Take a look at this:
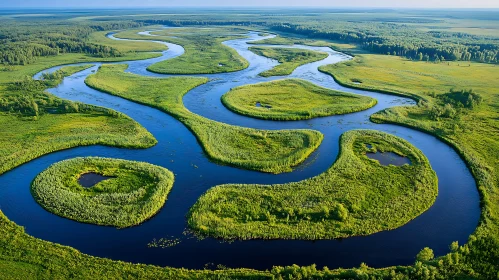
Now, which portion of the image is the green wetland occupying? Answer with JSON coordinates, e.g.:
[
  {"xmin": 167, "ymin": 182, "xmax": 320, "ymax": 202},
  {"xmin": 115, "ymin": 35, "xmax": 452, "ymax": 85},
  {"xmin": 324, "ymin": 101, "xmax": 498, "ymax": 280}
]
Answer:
[
  {"xmin": 189, "ymin": 130, "xmax": 438, "ymax": 240},
  {"xmin": 31, "ymin": 157, "xmax": 175, "ymax": 228},
  {"xmin": 248, "ymin": 46, "xmax": 328, "ymax": 77},
  {"xmin": 85, "ymin": 64, "xmax": 323, "ymax": 173},
  {"xmin": 0, "ymin": 27, "xmax": 479, "ymax": 274},
  {"xmin": 0, "ymin": 9, "xmax": 496, "ymax": 279},
  {"xmin": 222, "ymin": 78, "xmax": 376, "ymax": 120}
]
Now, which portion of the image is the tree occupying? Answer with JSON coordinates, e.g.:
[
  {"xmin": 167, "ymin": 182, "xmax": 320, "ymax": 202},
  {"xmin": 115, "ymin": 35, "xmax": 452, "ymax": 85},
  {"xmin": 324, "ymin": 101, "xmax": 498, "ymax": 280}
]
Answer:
[
  {"xmin": 416, "ymin": 247, "xmax": 434, "ymax": 262},
  {"xmin": 442, "ymin": 104, "xmax": 456, "ymax": 118},
  {"xmin": 333, "ymin": 203, "xmax": 348, "ymax": 221},
  {"xmin": 321, "ymin": 205, "xmax": 330, "ymax": 218}
]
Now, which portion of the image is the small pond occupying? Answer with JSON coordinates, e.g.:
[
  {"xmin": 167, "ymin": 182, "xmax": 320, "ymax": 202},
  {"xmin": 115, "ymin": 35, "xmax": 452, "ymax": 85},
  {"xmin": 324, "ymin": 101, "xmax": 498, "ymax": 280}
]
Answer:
[
  {"xmin": 256, "ymin": 102, "xmax": 272, "ymax": 108},
  {"xmin": 78, "ymin": 172, "xmax": 114, "ymax": 188},
  {"xmin": 366, "ymin": 152, "xmax": 411, "ymax": 166}
]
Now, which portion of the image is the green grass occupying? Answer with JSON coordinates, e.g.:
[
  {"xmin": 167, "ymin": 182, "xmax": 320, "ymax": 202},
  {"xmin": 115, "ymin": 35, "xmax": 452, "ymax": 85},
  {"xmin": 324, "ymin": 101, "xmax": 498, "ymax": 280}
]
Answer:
[
  {"xmin": 0, "ymin": 110, "xmax": 156, "ymax": 175},
  {"xmin": 319, "ymin": 54, "xmax": 499, "ymax": 101},
  {"xmin": 85, "ymin": 64, "xmax": 323, "ymax": 174},
  {"xmin": 0, "ymin": 52, "xmax": 161, "ymax": 86},
  {"xmin": 31, "ymin": 157, "xmax": 174, "ymax": 228},
  {"xmin": 0, "ymin": 217, "xmax": 270, "ymax": 279},
  {"xmin": 0, "ymin": 64, "xmax": 157, "ymax": 174},
  {"xmin": 222, "ymin": 79, "xmax": 376, "ymax": 120},
  {"xmin": 188, "ymin": 130, "xmax": 437, "ymax": 240},
  {"xmin": 248, "ymin": 47, "xmax": 328, "ymax": 77},
  {"xmin": 40, "ymin": 64, "xmax": 94, "ymax": 86},
  {"xmin": 114, "ymin": 27, "xmax": 250, "ymax": 74},
  {"xmin": 87, "ymin": 31, "xmax": 168, "ymax": 53},
  {"xmin": 0, "ymin": 35, "xmax": 269, "ymax": 279},
  {"xmin": 249, "ymin": 35, "xmax": 357, "ymax": 51},
  {"xmin": 319, "ymin": 53, "xmax": 499, "ymax": 278},
  {"xmin": 1, "ymin": 24, "xmax": 498, "ymax": 279}
]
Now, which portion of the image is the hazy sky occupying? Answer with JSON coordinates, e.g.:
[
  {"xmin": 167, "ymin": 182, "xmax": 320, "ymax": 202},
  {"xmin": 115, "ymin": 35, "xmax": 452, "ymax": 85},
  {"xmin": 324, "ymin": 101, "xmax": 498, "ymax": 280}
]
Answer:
[{"xmin": 1, "ymin": 0, "xmax": 498, "ymax": 9}]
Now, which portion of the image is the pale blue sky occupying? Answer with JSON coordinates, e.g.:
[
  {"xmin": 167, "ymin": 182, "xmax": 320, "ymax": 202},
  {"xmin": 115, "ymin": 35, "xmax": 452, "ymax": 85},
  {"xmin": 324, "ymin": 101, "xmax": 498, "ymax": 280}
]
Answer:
[{"xmin": 1, "ymin": 0, "xmax": 498, "ymax": 9}]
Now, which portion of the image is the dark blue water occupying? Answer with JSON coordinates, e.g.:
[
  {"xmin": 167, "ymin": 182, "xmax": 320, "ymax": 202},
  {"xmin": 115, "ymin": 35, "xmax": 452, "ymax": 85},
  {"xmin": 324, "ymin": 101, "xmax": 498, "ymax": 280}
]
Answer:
[
  {"xmin": 78, "ymin": 173, "xmax": 115, "ymax": 188},
  {"xmin": 0, "ymin": 29, "xmax": 480, "ymax": 270},
  {"xmin": 366, "ymin": 152, "xmax": 411, "ymax": 166}
]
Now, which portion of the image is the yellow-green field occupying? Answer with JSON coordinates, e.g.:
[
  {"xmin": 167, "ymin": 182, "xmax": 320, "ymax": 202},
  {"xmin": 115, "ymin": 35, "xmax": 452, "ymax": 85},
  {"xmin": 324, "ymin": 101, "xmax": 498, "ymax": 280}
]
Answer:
[
  {"xmin": 319, "ymin": 54, "xmax": 499, "ymax": 102},
  {"xmin": 222, "ymin": 79, "xmax": 376, "ymax": 120},
  {"xmin": 249, "ymin": 35, "xmax": 357, "ymax": 51},
  {"xmin": 87, "ymin": 31, "xmax": 167, "ymax": 53},
  {"xmin": 114, "ymin": 27, "xmax": 250, "ymax": 74},
  {"xmin": 320, "ymin": 52, "xmax": 499, "ymax": 278},
  {"xmin": 249, "ymin": 46, "xmax": 328, "ymax": 77}
]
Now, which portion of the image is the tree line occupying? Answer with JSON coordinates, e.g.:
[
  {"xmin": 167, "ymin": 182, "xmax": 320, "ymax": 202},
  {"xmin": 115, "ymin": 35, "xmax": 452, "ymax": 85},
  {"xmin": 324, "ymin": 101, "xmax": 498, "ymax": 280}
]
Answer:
[
  {"xmin": 137, "ymin": 17, "xmax": 499, "ymax": 64},
  {"xmin": 3, "ymin": 14, "xmax": 498, "ymax": 66},
  {"xmin": 269, "ymin": 23, "xmax": 499, "ymax": 63},
  {"xmin": 0, "ymin": 21, "xmax": 144, "ymax": 65}
]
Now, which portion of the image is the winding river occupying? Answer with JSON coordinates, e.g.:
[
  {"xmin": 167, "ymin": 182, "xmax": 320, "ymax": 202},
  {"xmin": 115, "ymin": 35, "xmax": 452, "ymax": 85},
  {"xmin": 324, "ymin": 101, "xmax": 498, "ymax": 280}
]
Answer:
[{"xmin": 0, "ymin": 29, "xmax": 480, "ymax": 270}]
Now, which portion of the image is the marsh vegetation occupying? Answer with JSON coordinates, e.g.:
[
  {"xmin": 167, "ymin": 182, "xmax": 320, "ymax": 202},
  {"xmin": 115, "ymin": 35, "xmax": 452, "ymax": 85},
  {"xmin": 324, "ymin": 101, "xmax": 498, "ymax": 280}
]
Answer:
[
  {"xmin": 85, "ymin": 64, "xmax": 323, "ymax": 173},
  {"xmin": 88, "ymin": 30, "xmax": 167, "ymax": 53},
  {"xmin": 222, "ymin": 79, "xmax": 376, "ymax": 120},
  {"xmin": 248, "ymin": 35, "xmax": 357, "ymax": 51},
  {"xmin": 0, "ymin": 64, "xmax": 156, "ymax": 175},
  {"xmin": 1, "ymin": 9, "xmax": 499, "ymax": 278},
  {"xmin": 114, "ymin": 27, "xmax": 250, "ymax": 74},
  {"xmin": 31, "ymin": 157, "xmax": 175, "ymax": 228},
  {"xmin": 188, "ymin": 130, "xmax": 438, "ymax": 240},
  {"xmin": 320, "ymin": 51, "xmax": 499, "ymax": 277},
  {"xmin": 248, "ymin": 46, "xmax": 328, "ymax": 77}
]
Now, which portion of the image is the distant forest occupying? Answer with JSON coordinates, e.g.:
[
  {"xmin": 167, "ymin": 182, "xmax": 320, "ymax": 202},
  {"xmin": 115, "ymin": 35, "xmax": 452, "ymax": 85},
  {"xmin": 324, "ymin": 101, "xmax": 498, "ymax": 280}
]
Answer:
[
  {"xmin": 1, "ymin": 10, "xmax": 499, "ymax": 65},
  {"xmin": 0, "ymin": 21, "xmax": 143, "ymax": 65},
  {"xmin": 144, "ymin": 18, "xmax": 499, "ymax": 64}
]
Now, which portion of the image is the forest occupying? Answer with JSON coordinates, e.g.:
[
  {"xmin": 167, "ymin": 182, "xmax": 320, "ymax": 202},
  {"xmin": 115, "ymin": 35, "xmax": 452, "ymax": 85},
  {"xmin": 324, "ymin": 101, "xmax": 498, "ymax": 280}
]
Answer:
[
  {"xmin": 0, "ymin": 20, "xmax": 144, "ymax": 65},
  {"xmin": 2, "ymin": 10, "xmax": 499, "ymax": 67},
  {"xmin": 139, "ymin": 12, "xmax": 499, "ymax": 63}
]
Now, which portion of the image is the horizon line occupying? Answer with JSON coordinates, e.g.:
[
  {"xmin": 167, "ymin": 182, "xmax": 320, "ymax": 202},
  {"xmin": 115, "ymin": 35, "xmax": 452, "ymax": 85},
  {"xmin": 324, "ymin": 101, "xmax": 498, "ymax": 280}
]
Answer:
[{"xmin": 2, "ymin": 6, "xmax": 499, "ymax": 10}]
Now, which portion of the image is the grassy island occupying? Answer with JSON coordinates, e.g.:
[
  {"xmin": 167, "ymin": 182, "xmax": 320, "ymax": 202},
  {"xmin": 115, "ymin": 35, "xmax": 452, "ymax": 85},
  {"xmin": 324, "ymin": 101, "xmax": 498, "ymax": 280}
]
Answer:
[
  {"xmin": 88, "ymin": 30, "xmax": 167, "ymax": 53},
  {"xmin": 222, "ymin": 79, "xmax": 376, "ymax": 120},
  {"xmin": 85, "ymin": 64, "xmax": 323, "ymax": 173},
  {"xmin": 249, "ymin": 35, "xmax": 357, "ymax": 50},
  {"xmin": 114, "ymin": 27, "xmax": 249, "ymax": 74},
  {"xmin": 248, "ymin": 46, "xmax": 328, "ymax": 77},
  {"xmin": 188, "ymin": 130, "xmax": 438, "ymax": 240},
  {"xmin": 31, "ymin": 157, "xmax": 175, "ymax": 228},
  {"xmin": 319, "ymin": 55, "xmax": 499, "ymax": 277}
]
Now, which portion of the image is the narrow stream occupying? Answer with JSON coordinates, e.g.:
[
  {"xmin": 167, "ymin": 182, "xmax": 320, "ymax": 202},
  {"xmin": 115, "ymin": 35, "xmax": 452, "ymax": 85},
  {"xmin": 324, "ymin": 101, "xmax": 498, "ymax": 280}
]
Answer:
[{"xmin": 0, "ymin": 29, "xmax": 480, "ymax": 270}]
